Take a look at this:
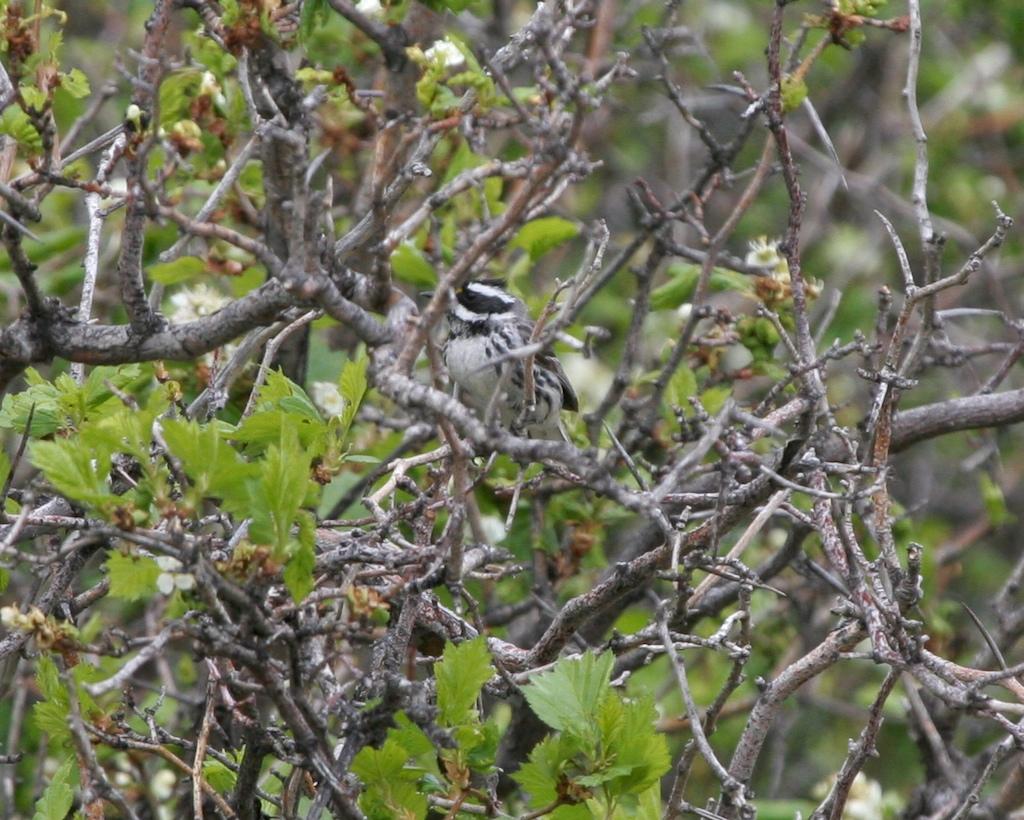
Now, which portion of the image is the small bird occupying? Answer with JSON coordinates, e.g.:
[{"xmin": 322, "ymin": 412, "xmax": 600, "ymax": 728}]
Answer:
[{"xmin": 443, "ymin": 280, "xmax": 578, "ymax": 440}]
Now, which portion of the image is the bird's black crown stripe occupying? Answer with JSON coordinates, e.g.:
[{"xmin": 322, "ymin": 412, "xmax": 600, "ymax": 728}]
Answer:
[{"xmin": 456, "ymin": 286, "xmax": 514, "ymax": 314}]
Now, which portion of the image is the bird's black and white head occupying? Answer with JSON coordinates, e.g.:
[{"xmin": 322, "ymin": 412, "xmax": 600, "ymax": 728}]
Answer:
[{"xmin": 447, "ymin": 280, "xmax": 526, "ymax": 335}]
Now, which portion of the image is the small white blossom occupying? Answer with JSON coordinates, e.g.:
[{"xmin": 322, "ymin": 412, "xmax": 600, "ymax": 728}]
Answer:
[
  {"xmin": 311, "ymin": 381, "xmax": 347, "ymax": 418},
  {"xmin": 0, "ymin": 605, "xmax": 19, "ymax": 628},
  {"xmin": 167, "ymin": 285, "xmax": 236, "ymax": 365},
  {"xmin": 174, "ymin": 574, "xmax": 196, "ymax": 592},
  {"xmin": 355, "ymin": 0, "xmax": 384, "ymax": 18},
  {"xmin": 479, "ymin": 515, "xmax": 507, "ymax": 544},
  {"xmin": 155, "ymin": 556, "xmax": 194, "ymax": 595},
  {"xmin": 155, "ymin": 556, "xmax": 184, "ymax": 573},
  {"xmin": 168, "ymin": 284, "xmax": 228, "ymax": 322},
  {"xmin": 425, "ymin": 37, "xmax": 466, "ymax": 69},
  {"xmin": 151, "ymin": 769, "xmax": 177, "ymax": 801},
  {"xmin": 199, "ymin": 71, "xmax": 227, "ymax": 109},
  {"xmin": 845, "ymin": 773, "xmax": 885, "ymax": 820},
  {"xmin": 745, "ymin": 236, "xmax": 789, "ymax": 281}
]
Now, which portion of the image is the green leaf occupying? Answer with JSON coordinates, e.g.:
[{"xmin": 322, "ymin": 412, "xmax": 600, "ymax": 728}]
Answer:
[
  {"xmin": 422, "ymin": 0, "xmax": 475, "ymax": 11},
  {"xmin": 522, "ymin": 651, "xmax": 612, "ymax": 741},
  {"xmin": 980, "ymin": 473, "xmax": 1015, "ymax": 526},
  {"xmin": 338, "ymin": 354, "xmax": 369, "ymax": 438},
  {"xmin": 30, "ymin": 438, "xmax": 118, "ymax": 511},
  {"xmin": 597, "ymin": 694, "xmax": 670, "ymax": 796},
  {"xmin": 352, "ymin": 736, "xmax": 409, "ymax": 783},
  {"xmin": 33, "ymin": 656, "xmax": 71, "ymax": 746},
  {"xmin": 159, "ymin": 70, "xmax": 202, "ymax": 127},
  {"xmin": 283, "ymin": 513, "xmax": 316, "ymax": 602},
  {"xmin": 37, "ymin": 653, "xmax": 63, "ymax": 702},
  {"xmin": 32, "ymin": 756, "xmax": 76, "ymax": 820},
  {"xmin": 667, "ymin": 366, "xmax": 697, "ymax": 407},
  {"xmin": 650, "ymin": 267, "xmax": 700, "ymax": 311},
  {"xmin": 233, "ymin": 409, "xmax": 327, "ymax": 454},
  {"xmin": 105, "ymin": 551, "xmax": 161, "ymax": 602},
  {"xmin": 59, "ymin": 68, "xmax": 91, "ymax": 98},
  {"xmin": 148, "ymin": 256, "xmax": 207, "ymax": 285},
  {"xmin": 0, "ymin": 375, "xmax": 62, "ymax": 436},
  {"xmin": 650, "ymin": 263, "xmax": 753, "ymax": 311},
  {"xmin": 161, "ymin": 418, "xmax": 254, "ymax": 511},
  {"xmin": 435, "ymin": 637, "xmax": 493, "ymax": 727},
  {"xmin": 781, "ymin": 75, "xmax": 808, "ymax": 113},
  {"xmin": 700, "ymin": 385, "xmax": 732, "ymax": 415},
  {"xmin": 511, "ymin": 216, "xmax": 579, "ymax": 261},
  {"xmin": 391, "ymin": 712, "xmax": 437, "ymax": 761},
  {"xmin": 390, "ymin": 242, "xmax": 436, "ymax": 288},
  {"xmin": 352, "ymin": 737, "xmax": 429, "ymax": 820},
  {"xmin": 203, "ymin": 758, "xmax": 237, "ymax": 793},
  {"xmin": 299, "ymin": 0, "xmax": 330, "ymax": 41},
  {"xmin": 0, "ymin": 106, "xmax": 42, "ymax": 152},
  {"xmin": 248, "ymin": 428, "xmax": 314, "ymax": 556},
  {"xmin": 20, "ymin": 85, "xmax": 46, "ymax": 109},
  {"xmin": 514, "ymin": 734, "xmax": 579, "ymax": 807}
]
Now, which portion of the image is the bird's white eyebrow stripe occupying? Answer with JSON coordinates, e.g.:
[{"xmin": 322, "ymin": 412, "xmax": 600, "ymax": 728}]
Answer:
[
  {"xmin": 452, "ymin": 303, "xmax": 484, "ymax": 323},
  {"xmin": 451, "ymin": 303, "xmax": 518, "ymax": 323},
  {"xmin": 466, "ymin": 283, "xmax": 515, "ymax": 303}
]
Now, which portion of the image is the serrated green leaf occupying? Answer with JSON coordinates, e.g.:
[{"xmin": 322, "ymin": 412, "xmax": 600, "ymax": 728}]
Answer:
[
  {"xmin": 278, "ymin": 392, "xmax": 323, "ymax": 422},
  {"xmin": 248, "ymin": 428, "xmax": 314, "ymax": 556},
  {"xmin": 598, "ymin": 694, "xmax": 670, "ymax": 796},
  {"xmin": 161, "ymin": 418, "xmax": 255, "ymax": 512},
  {"xmin": 352, "ymin": 737, "xmax": 409, "ymax": 784},
  {"xmin": 0, "ymin": 378, "xmax": 62, "ymax": 436},
  {"xmin": 283, "ymin": 513, "xmax": 316, "ymax": 602},
  {"xmin": 0, "ymin": 106, "xmax": 42, "ymax": 152},
  {"xmin": 391, "ymin": 712, "xmax": 436, "ymax": 761},
  {"xmin": 511, "ymin": 216, "xmax": 579, "ymax": 261},
  {"xmin": 514, "ymin": 734, "xmax": 577, "ymax": 807},
  {"xmin": 30, "ymin": 438, "xmax": 117, "ymax": 510},
  {"xmin": 104, "ymin": 551, "xmax": 161, "ymax": 602},
  {"xmin": 32, "ymin": 756, "xmax": 76, "ymax": 820},
  {"xmin": 522, "ymin": 651, "xmax": 612, "ymax": 741},
  {"xmin": 60, "ymin": 68, "xmax": 90, "ymax": 98},
  {"xmin": 352, "ymin": 737, "xmax": 428, "ymax": 820},
  {"xmin": 390, "ymin": 242, "xmax": 436, "ymax": 287},
  {"xmin": 233, "ymin": 409, "xmax": 327, "ymax": 454},
  {"xmin": 37, "ymin": 653, "xmax": 63, "ymax": 702},
  {"xmin": 159, "ymin": 70, "xmax": 202, "ymax": 127},
  {"xmin": 435, "ymin": 637, "xmax": 493, "ymax": 727},
  {"xmin": 149, "ymin": 256, "xmax": 206, "ymax": 285},
  {"xmin": 20, "ymin": 85, "xmax": 46, "ymax": 109},
  {"xmin": 33, "ymin": 656, "xmax": 71, "ymax": 746}
]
